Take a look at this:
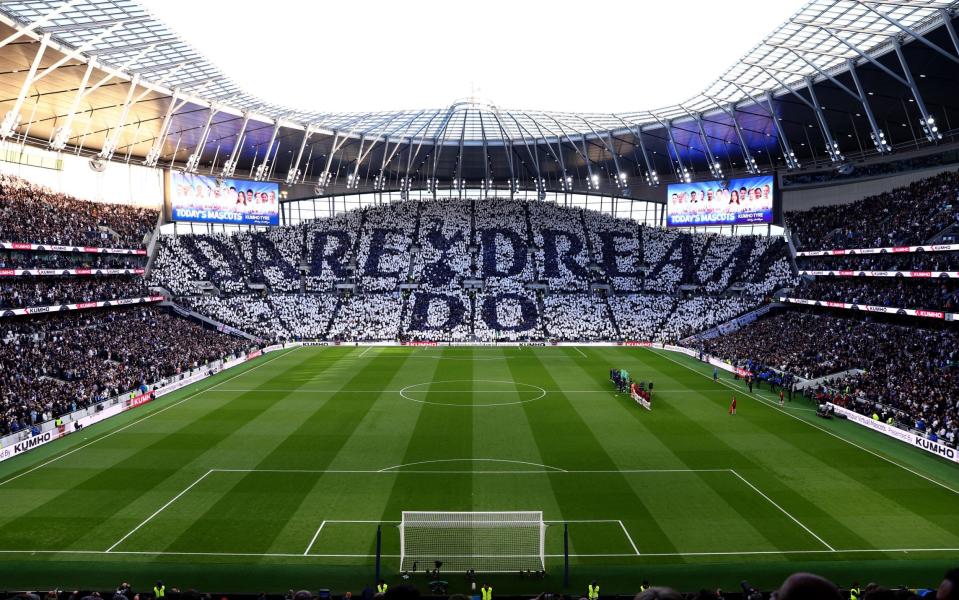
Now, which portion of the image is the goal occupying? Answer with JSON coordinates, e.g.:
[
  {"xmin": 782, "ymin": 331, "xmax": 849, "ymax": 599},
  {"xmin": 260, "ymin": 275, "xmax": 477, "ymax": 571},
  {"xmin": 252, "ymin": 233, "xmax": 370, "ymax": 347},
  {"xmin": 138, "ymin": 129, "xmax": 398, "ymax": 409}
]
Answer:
[{"xmin": 399, "ymin": 511, "xmax": 547, "ymax": 573}]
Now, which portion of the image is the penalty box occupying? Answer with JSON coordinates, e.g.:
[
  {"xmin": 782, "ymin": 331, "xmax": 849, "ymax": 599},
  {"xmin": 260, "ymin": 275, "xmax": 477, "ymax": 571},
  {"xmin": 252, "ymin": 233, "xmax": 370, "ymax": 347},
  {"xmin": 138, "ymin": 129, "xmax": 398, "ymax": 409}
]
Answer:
[{"xmin": 106, "ymin": 468, "xmax": 832, "ymax": 558}]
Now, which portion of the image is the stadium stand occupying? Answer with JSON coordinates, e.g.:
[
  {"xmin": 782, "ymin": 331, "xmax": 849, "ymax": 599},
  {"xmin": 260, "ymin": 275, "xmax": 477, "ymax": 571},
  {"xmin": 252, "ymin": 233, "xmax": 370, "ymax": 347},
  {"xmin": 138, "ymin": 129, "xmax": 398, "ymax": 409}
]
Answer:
[
  {"xmin": 151, "ymin": 198, "xmax": 795, "ymax": 343},
  {"xmin": 0, "ymin": 306, "xmax": 249, "ymax": 436},
  {"xmin": 0, "ymin": 276, "xmax": 149, "ymax": 309},
  {"xmin": 0, "ymin": 174, "xmax": 157, "ymax": 247},
  {"xmin": 791, "ymin": 278, "xmax": 959, "ymax": 311},
  {"xmin": 796, "ymin": 251, "xmax": 959, "ymax": 272},
  {"xmin": 704, "ymin": 309, "xmax": 958, "ymax": 447},
  {"xmin": 787, "ymin": 170, "xmax": 959, "ymax": 251}
]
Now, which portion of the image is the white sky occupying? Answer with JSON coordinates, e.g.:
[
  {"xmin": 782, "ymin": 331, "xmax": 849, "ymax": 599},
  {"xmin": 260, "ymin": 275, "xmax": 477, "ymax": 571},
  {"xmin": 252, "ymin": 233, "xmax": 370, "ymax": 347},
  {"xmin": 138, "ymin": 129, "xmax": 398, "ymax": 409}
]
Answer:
[{"xmin": 140, "ymin": 0, "xmax": 802, "ymax": 114}]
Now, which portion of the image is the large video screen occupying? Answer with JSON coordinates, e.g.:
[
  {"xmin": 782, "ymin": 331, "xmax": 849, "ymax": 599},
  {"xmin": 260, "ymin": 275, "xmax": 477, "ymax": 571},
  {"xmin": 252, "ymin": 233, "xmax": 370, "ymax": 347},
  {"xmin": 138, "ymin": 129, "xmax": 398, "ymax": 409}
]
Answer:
[
  {"xmin": 168, "ymin": 172, "xmax": 279, "ymax": 226},
  {"xmin": 666, "ymin": 175, "xmax": 775, "ymax": 227}
]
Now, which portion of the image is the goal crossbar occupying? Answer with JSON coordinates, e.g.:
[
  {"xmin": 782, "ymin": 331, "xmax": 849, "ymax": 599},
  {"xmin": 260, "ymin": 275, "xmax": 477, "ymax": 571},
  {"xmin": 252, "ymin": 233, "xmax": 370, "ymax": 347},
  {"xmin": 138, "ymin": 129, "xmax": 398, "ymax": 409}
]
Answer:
[{"xmin": 400, "ymin": 511, "xmax": 546, "ymax": 573}]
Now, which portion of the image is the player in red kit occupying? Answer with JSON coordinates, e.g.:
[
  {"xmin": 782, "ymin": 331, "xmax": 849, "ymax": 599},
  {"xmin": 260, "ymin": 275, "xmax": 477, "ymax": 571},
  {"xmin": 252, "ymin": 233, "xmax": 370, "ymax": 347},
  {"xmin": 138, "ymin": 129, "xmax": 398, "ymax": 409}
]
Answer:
[
  {"xmin": 779, "ymin": 389, "xmax": 785, "ymax": 407},
  {"xmin": 729, "ymin": 396, "xmax": 737, "ymax": 415}
]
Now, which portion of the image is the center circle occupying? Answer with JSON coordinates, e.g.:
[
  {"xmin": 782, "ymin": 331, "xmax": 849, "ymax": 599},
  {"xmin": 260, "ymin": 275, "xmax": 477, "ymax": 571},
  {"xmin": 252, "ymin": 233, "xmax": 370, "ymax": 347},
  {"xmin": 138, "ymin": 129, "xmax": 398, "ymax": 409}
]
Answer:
[{"xmin": 399, "ymin": 379, "xmax": 547, "ymax": 407}]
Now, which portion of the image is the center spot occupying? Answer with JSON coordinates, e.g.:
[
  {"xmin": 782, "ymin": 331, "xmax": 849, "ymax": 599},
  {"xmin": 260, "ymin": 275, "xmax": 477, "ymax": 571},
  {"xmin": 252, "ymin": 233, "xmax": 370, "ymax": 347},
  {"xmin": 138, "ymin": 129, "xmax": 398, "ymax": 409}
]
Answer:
[{"xmin": 399, "ymin": 379, "xmax": 547, "ymax": 407}]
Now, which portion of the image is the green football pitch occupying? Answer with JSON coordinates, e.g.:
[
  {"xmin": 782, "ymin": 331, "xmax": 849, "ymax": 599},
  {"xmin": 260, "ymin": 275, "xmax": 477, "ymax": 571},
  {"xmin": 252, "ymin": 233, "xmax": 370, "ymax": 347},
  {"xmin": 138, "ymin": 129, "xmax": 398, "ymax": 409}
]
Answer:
[{"xmin": 1, "ymin": 345, "xmax": 957, "ymax": 594}]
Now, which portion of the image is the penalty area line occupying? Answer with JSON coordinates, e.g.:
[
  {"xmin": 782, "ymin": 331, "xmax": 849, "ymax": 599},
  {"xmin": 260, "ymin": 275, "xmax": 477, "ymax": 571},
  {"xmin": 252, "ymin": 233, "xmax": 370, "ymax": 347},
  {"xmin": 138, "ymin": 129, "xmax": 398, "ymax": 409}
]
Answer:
[
  {"xmin": 618, "ymin": 520, "xmax": 641, "ymax": 556},
  {"xmin": 647, "ymin": 348, "xmax": 959, "ymax": 498},
  {"xmin": 303, "ymin": 521, "xmax": 327, "ymax": 556},
  {"xmin": 106, "ymin": 470, "xmax": 214, "ymax": 552},
  {"xmin": 728, "ymin": 469, "xmax": 834, "ymax": 552}
]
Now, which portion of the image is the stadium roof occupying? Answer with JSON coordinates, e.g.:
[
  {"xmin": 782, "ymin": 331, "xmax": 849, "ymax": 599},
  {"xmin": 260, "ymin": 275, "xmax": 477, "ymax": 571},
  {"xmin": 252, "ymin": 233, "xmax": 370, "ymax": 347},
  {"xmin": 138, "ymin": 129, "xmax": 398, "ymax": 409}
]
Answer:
[{"xmin": 0, "ymin": 0, "xmax": 958, "ymax": 199}]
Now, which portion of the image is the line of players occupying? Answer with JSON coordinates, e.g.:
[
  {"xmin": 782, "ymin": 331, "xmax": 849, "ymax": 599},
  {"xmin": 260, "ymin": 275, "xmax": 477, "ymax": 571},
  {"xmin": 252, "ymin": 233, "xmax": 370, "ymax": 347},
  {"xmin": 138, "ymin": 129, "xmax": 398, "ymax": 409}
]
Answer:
[{"xmin": 608, "ymin": 367, "xmax": 653, "ymax": 404}]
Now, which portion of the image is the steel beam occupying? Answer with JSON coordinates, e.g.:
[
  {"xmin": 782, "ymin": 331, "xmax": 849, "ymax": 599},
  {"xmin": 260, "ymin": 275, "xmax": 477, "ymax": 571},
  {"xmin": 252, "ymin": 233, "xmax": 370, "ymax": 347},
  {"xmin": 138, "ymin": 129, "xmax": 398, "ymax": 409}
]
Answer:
[
  {"xmin": 50, "ymin": 59, "xmax": 95, "ymax": 150},
  {"xmin": 98, "ymin": 73, "xmax": 141, "ymax": 160},
  {"xmin": 219, "ymin": 111, "xmax": 251, "ymax": 177},
  {"xmin": 0, "ymin": 33, "xmax": 49, "ymax": 139},
  {"xmin": 892, "ymin": 37, "xmax": 941, "ymax": 141},
  {"xmin": 253, "ymin": 120, "xmax": 283, "ymax": 181}
]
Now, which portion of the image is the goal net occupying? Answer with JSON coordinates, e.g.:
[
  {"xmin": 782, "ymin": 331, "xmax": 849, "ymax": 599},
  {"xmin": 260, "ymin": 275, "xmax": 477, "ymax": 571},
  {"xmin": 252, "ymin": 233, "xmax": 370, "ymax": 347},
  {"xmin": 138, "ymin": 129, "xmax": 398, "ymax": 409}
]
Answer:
[{"xmin": 399, "ymin": 511, "xmax": 546, "ymax": 573}]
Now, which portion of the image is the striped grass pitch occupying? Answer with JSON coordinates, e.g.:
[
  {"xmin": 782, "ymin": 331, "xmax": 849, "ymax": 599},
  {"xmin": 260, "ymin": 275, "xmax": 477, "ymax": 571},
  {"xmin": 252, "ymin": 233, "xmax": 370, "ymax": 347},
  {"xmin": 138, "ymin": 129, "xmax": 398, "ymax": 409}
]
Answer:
[{"xmin": 0, "ymin": 345, "xmax": 957, "ymax": 593}]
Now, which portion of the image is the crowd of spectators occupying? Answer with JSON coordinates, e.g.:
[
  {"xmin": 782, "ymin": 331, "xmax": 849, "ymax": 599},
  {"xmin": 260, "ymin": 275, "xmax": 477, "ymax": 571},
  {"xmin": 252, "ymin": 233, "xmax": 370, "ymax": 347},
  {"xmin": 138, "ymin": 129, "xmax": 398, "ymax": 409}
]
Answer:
[
  {"xmin": 0, "ymin": 250, "xmax": 145, "ymax": 270},
  {"xmin": 411, "ymin": 198, "xmax": 472, "ymax": 289},
  {"xmin": 583, "ymin": 210, "xmax": 642, "ymax": 291},
  {"xmin": 473, "ymin": 289, "xmax": 543, "ymax": 342},
  {"xmin": 149, "ymin": 197, "xmax": 795, "ymax": 342},
  {"xmin": 796, "ymin": 251, "xmax": 959, "ymax": 272},
  {"xmin": 356, "ymin": 201, "xmax": 417, "ymax": 292},
  {"xmin": 792, "ymin": 278, "xmax": 959, "ymax": 311},
  {"xmin": 150, "ymin": 234, "xmax": 249, "ymax": 295},
  {"xmin": 704, "ymin": 309, "xmax": 959, "ymax": 445},
  {"xmin": 475, "ymin": 197, "xmax": 537, "ymax": 289},
  {"xmin": 0, "ymin": 276, "xmax": 149, "ymax": 309},
  {"xmin": 329, "ymin": 292, "xmax": 403, "ymax": 341},
  {"xmin": 0, "ymin": 306, "xmax": 249, "ymax": 436},
  {"xmin": 608, "ymin": 294, "xmax": 674, "ymax": 342},
  {"xmin": 0, "ymin": 173, "xmax": 157, "ymax": 247},
  {"xmin": 788, "ymin": 170, "xmax": 959, "ymax": 250},
  {"xmin": 662, "ymin": 295, "xmax": 756, "ymax": 341},
  {"xmin": 542, "ymin": 293, "xmax": 615, "ymax": 340},
  {"xmin": 529, "ymin": 201, "xmax": 591, "ymax": 291},
  {"xmin": 404, "ymin": 289, "xmax": 472, "ymax": 340},
  {"xmin": 304, "ymin": 211, "xmax": 361, "ymax": 292},
  {"xmin": 9, "ymin": 568, "xmax": 959, "ymax": 600}
]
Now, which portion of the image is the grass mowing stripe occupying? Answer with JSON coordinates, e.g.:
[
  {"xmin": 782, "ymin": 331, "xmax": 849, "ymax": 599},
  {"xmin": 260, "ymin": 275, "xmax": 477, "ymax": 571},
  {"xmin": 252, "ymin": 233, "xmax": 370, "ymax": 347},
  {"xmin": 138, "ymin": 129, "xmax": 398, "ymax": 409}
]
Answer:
[
  {"xmin": 606, "ymin": 347, "xmax": 876, "ymax": 553},
  {"xmin": 728, "ymin": 469, "xmax": 834, "ymax": 551},
  {"xmin": 546, "ymin": 348, "xmax": 833, "ymax": 554},
  {"xmin": 106, "ymin": 469, "xmax": 214, "ymax": 552},
  {"xmin": 0, "ymin": 348, "xmax": 300, "ymax": 488},
  {"xmin": 0, "ymin": 349, "xmax": 316, "ymax": 551},
  {"xmin": 636, "ymin": 349, "xmax": 959, "ymax": 549},
  {"xmin": 513, "ymin": 348, "xmax": 680, "ymax": 557},
  {"xmin": 648, "ymin": 347, "xmax": 959, "ymax": 497},
  {"xmin": 373, "ymin": 347, "xmax": 474, "ymax": 560},
  {"xmin": 0, "ymin": 347, "xmax": 957, "ymax": 593},
  {"xmin": 151, "ymin": 347, "xmax": 417, "ymax": 555}
]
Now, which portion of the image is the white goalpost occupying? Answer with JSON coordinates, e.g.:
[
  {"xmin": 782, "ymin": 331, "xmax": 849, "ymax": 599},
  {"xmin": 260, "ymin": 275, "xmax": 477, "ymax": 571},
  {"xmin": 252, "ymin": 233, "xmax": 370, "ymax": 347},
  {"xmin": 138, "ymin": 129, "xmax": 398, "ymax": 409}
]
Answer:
[{"xmin": 399, "ymin": 511, "xmax": 547, "ymax": 573}]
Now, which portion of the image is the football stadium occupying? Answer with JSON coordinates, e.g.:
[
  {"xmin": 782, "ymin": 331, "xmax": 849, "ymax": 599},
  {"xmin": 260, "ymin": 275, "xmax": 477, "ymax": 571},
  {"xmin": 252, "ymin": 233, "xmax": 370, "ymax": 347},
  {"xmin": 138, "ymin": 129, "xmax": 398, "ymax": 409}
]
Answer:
[{"xmin": 0, "ymin": 0, "xmax": 958, "ymax": 598}]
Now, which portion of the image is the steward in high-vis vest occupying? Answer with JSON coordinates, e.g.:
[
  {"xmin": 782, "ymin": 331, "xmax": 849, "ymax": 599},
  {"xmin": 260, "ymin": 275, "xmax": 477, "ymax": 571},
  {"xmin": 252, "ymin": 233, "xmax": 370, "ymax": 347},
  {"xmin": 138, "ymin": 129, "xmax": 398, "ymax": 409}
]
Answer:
[
  {"xmin": 639, "ymin": 580, "xmax": 650, "ymax": 592},
  {"xmin": 481, "ymin": 584, "xmax": 492, "ymax": 600},
  {"xmin": 588, "ymin": 581, "xmax": 600, "ymax": 600},
  {"xmin": 153, "ymin": 582, "xmax": 165, "ymax": 599},
  {"xmin": 376, "ymin": 581, "xmax": 388, "ymax": 594},
  {"xmin": 849, "ymin": 582, "xmax": 860, "ymax": 600}
]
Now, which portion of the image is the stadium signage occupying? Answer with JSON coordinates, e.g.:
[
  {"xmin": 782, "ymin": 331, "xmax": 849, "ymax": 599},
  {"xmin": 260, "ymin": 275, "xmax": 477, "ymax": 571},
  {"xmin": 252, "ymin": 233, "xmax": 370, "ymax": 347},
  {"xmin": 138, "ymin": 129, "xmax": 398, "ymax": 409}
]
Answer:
[
  {"xmin": 127, "ymin": 391, "xmax": 154, "ymax": 409},
  {"xmin": 0, "ymin": 268, "xmax": 144, "ymax": 277},
  {"xmin": 13, "ymin": 430, "xmax": 56, "ymax": 453},
  {"xmin": 796, "ymin": 243, "xmax": 959, "ymax": 257},
  {"xmin": 0, "ymin": 295, "xmax": 163, "ymax": 318},
  {"xmin": 828, "ymin": 403, "xmax": 959, "ymax": 464},
  {"xmin": 798, "ymin": 270, "xmax": 958, "ymax": 278},
  {"xmin": 777, "ymin": 296, "xmax": 954, "ymax": 320},
  {"xmin": 0, "ymin": 241, "xmax": 146, "ymax": 255},
  {"xmin": 168, "ymin": 172, "xmax": 279, "ymax": 226},
  {"xmin": 666, "ymin": 175, "xmax": 776, "ymax": 228}
]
